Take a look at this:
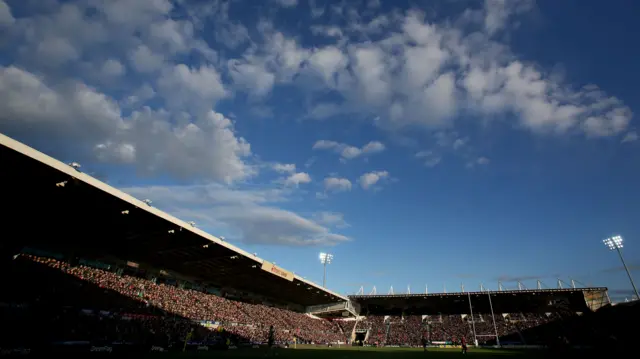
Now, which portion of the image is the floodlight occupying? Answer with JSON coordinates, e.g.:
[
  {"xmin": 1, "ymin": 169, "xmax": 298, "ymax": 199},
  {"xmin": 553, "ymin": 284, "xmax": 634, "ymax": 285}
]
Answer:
[
  {"xmin": 602, "ymin": 234, "xmax": 638, "ymax": 300},
  {"xmin": 603, "ymin": 235, "xmax": 623, "ymax": 250},
  {"xmin": 319, "ymin": 252, "xmax": 333, "ymax": 264},
  {"xmin": 319, "ymin": 252, "xmax": 334, "ymax": 288}
]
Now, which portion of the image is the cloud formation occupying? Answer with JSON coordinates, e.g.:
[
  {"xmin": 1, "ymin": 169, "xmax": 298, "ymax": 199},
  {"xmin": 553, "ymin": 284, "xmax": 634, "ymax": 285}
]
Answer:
[
  {"xmin": 312, "ymin": 211, "xmax": 349, "ymax": 228},
  {"xmin": 0, "ymin": 0, "xmax": 15, "ymax": 27},
  {"xmin": 123, "ymin": 183, "xmax": 349, "ymax": 246},
  {"xmin": 227, "ymin": 2, "xmax": 632, "ymax": 138},
  {"xmin": 0, "ymin": 0, "xmax": 632, "ymax": 184},
  {"xmin": 358, "ymin": 171, "xmax": 389, "ymax": 190},
  {"xmin": 313, "ymin": 140, "xmax": 386, "ymax": 161},
  {"xmin": 0, "ymin": 0, "xmax": 634, "ymax": 248},
  {"xmin": 324, "ymin": 177, "xmax": 352, "ymax": 192},
  {"xmin": 0, "ymin": 0, "xmax": 252, "ymax": 183},
  {"xmin": 282, "ymin": 172, "xmax": 312, "ymax": 187},
  {"xmin": 416, "ymin": 151, "xmax": 442, "ymax": 168}
]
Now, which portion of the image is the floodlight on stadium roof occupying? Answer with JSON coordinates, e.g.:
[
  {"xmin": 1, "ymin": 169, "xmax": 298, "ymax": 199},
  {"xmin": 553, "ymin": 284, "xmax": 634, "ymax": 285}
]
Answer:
[{"xmin": 603, "ymin": 235, "xmax": 623, "ymax": 250}]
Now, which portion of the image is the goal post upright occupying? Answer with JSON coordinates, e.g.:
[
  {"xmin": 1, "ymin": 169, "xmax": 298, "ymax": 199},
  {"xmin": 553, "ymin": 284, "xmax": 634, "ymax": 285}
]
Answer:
[
  {"xmin": 487, "ymin": 289, "xmax": 500, "ymax": 347},
  {"xmin": 467, "ymin": 292, "xmax": 477, "ymax": 346}
]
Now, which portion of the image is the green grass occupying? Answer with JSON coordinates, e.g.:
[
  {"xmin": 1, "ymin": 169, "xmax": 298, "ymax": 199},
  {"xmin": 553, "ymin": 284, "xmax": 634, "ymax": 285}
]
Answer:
[{"xmin": 144, "ymin": 346, "xmax": 548, "ymax": 358}]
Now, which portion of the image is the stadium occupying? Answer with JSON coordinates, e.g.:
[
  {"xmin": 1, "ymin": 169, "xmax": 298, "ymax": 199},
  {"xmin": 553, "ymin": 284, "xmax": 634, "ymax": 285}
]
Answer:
[{"xmin": 0, "ymin": 132, "xmax": 637, "ymax": 358}]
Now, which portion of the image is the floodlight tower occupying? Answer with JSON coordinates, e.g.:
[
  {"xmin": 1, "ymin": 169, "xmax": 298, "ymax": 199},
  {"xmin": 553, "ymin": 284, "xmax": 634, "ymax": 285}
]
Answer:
[
  {"xmin": 603, "ymin": 235, "xmax": 640, "ymax": 300},
  {"xmin": 319, "ymin": 252, "xmax": 333, "ymax": 288}
]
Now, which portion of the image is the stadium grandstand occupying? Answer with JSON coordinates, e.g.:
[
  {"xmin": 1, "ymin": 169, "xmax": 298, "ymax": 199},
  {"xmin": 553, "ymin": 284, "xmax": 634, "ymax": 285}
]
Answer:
[
  {"xmin": 346, "ymin": 288, "xmax": 610, "ymax": 346},
  {"xmin": 0, "ymin": 133, "xmax": 347, "ymax": 310},
  {"xmin": 1, "ymin": 132, "xmax": 638, "ymax": 355}
]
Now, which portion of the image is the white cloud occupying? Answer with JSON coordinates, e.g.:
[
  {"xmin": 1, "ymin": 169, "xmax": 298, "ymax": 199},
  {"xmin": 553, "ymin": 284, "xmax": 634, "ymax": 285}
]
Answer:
[
  {"xmin": 310, "ymin": 25, "xmax": 344, "ymax": 39},
  {"xmin": 122, "ymin": 183, "xmax": 349, "ymax": 246},
  {"xmin": 147, "ymin": 18, "xmax": 195, "ymax": 54},
  {"xmin": 0, "ymin": 66, "xmax": 252, "ymax": 183},
  {"xmin": 0, "ymin": 0, "xmax": 239, "ymax": 182},
  {"xmin": 306, "ymin": 103, "xmax": 343, "ymax": 120},
  {"xmin": 368, "ymin": 0, "xmax": 382, "ymax": 9},
  {"xmin": 240, "ymin": 5, "xmax": 631, "ymax": 139},
  {"xmin": 283, "ymin": 172, "xmax": 312, "ymax": 187},
  {"xmin": 416, "ymin": 151, "xmax": 442, "ymax": 167},
  {"xmin": 99, "ymin": 0, "xmax": 173, "ymax": 27},
  {"xmin": 324, "ymin": 177, "xmax": 352, "ymax": 192},
  {"xmin": 272, "ymin": 163, "xmax": 296, "ymax": 173},
  {"xmin": 157, "ymin": 64, "xmax": 227, "ymax": 110},
  {"xmin": 313, "ymin": 211, "xmax": 349, "ymax": 228},
  {"xmin": 309, "ymin": 0, "xmax": 325, "ymax": 18},
  {"xmin": 0, "ymin": 65, "xmax": 126, "ymax": 139},
  {"xmin": 477, "ymin": 157, "xmax": 490, "ymax": 165},
  {"xmin": 484, "ymin": 0, "xmax": 535, "ymax": 35},
  {"xmin": 95, "ymin": 142, "xmax": 136, "ymax": 163},
  {"xmin": 129, "ymin": 45, "xmax": 165, "ymax": 73},
  {"xmin": 308, "ymin": 46, "xmax": 349, "ymax": 86},
  {"xmin": 101, "ymin": 59, "xmax": 125, "ymax": 77},
  {"xmin": 0, "ymin": 0, "xmax": 15, "ymax": 27},
  {"xmin": 0, "ymin": 0, "xmax": 364, "ymax": 249},
  {"xmin": 467, "ymin": 156, "xmax": 491, "ymax": 168},
  {"xmin": 0, "ymin": 0, "xmax": 633, "ymax": 249},
  {"xmin": 124, "ymin": 84, "xmax": 156, "ymax": 107},
  {"xmin": 37, "ymin": 37, "xmax": 81, "ymax": 66},
  {"xmin": 313, "ymin": 140, "xmax": 386, "ymax": 160},
  {"xmin": 358, "ymin": 171, "xmax": 389, "ymax": 190},
  {"xmin": 215, "ymin": 20, "xmax": 250, "ymax": 49},
  {"xmin": 313, "ymin": 140, "xmax": 339, "ymax": 150},
  {"xmin": 275, "ymin": 0, "xmax": 298, "ymax": 7},
  {"xmin": 228, "ymin": 60, "xmax": 275, "ymax": 98},
  {"xmin": 453, "ymin": 138, "xmax": 467, "ymax": 150},
  {"xmin": 271, "ymin": 164, "xmax": 313, "ymax": 189}
]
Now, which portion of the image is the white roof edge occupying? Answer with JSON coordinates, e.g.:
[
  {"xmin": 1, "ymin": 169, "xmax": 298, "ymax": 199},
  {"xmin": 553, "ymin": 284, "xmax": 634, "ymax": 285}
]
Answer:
[
  {"xmin": 295, "ymin": 276, "xmax": 347, "ymax": 300},
  {"xmin": 0, "ymin": 133, "xmax": 347, "ymax": 302}
]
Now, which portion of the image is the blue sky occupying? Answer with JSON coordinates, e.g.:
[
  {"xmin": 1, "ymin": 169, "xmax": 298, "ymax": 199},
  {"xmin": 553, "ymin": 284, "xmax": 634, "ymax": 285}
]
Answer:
[{"xmin": 1, "ymin": 0, "xmax": 639, "ymax": 302}]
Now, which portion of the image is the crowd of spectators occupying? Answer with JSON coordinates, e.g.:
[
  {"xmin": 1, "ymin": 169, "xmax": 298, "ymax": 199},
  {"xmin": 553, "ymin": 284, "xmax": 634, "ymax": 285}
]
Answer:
[
  {"xmin": 386, "ymin": 316, "xmax": 423, "ymax": 345},
  {"xmin": 360, "ymin": 315, "xmax": 386, "ymax": 344},
  {"xmin": 359, "ymin": 313, "xmax": 557, "ymax": 346},
  {"xmin": 1, "ymin": 255, "xmax": 347, "ymax": 349},
  {"xmin": 1, "ymin": 254, "xmax": 586, "ymax": 351}
]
